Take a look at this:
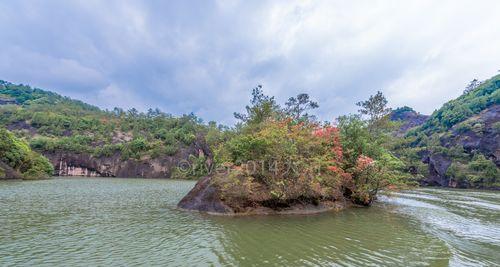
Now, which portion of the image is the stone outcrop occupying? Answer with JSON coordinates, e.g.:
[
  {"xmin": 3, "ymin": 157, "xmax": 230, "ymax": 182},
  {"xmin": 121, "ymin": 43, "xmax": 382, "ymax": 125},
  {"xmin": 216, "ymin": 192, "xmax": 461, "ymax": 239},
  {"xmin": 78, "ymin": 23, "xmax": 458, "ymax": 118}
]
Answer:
[
  {"xmin": 177, "ymin": 176, "xmax": 232, "ymax": 213},
  {"xmin": 421, "ymin": 153, "xmax": 453, "ymax": 187},
  {"xmin": 178, "ymin": 175, "xmax": 349, "ymax": 215},
  {"xmin": 419, "ymin": 105, "xmax": 499, "ymax": 188},
  {"xmin": 444, "ymin": 105, "xmax": 500, "ymax": 166},
  {"xmin": 42, "ymin": 138, "xmax": 211, "ymax": 178},
  {"xmin": 390, "ymin": 109, "xmax": 429, "ymax": 137}
]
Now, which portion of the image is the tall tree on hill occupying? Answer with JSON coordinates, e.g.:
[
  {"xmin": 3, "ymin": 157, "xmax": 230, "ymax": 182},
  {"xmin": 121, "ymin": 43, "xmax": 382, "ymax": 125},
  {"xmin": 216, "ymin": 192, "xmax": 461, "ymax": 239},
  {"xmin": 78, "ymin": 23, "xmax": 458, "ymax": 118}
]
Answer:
[
  {"xmin": 356, "ymin": 91, "xmax": 391, "ymax": 134},
  {"xmin": 284, "ymin": 93, "xmax": 319, "ymax": 123},
  {"xmin": 234, "ymin": 85, "xmax": 280, "ymax": 125},
  {"xmin": 463, "ymin": 79, "xmax": 483, "ymax": 95}
]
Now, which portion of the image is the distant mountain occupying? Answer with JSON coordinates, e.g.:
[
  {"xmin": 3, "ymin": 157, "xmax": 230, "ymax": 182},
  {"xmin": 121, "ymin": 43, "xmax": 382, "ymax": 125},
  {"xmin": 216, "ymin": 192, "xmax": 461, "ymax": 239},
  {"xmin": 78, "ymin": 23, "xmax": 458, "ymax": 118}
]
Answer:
[
  {"xmin": 390, "ymin": 74, "xmax": 499, "ymax": 189},
  {"xmin": 389, "ymin": 106, "xmax": 429, "ymax": 137},
  {"xmin": 0, "ymin": 80, "xmax": 211, "ymax": 178}
]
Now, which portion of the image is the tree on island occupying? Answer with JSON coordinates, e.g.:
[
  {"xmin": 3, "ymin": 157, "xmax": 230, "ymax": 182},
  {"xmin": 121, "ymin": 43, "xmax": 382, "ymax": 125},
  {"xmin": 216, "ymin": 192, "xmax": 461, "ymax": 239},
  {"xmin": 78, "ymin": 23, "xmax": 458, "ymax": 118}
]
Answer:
[
  {"xmin": 356, "ymin": 91, "xmax": 392, "ymax": 134},
  {"xmin": 180, "ymin": 86, "xmax": 409, "ymax": 213}
]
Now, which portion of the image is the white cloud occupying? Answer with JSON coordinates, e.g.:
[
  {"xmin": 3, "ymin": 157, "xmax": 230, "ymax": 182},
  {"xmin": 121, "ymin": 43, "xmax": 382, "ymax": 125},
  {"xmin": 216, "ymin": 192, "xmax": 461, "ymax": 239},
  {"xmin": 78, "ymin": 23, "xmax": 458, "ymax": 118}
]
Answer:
[
  {"xmin": 1, "ymin": 0, "xmax": 499, "ymax": 123},
  {"xmin": 96, "ymin": 84, "xmax": 146, "ymax": 111}
]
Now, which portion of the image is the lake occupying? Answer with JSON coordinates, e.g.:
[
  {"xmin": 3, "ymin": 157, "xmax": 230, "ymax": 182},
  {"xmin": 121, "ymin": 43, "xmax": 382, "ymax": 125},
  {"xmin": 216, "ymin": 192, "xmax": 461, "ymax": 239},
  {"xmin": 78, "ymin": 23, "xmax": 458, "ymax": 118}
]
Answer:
[{"xmin": 1, "ymin": 178, "xmax": 499, "ymax": 266}]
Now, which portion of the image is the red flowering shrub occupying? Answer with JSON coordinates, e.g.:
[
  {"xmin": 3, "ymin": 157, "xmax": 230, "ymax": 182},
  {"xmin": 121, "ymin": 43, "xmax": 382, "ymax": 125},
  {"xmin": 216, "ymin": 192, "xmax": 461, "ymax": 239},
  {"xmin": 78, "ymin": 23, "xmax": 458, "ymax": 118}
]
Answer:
[{"xmin": 210, "ymin": 91, "xmax": 408, "ymax": 209}]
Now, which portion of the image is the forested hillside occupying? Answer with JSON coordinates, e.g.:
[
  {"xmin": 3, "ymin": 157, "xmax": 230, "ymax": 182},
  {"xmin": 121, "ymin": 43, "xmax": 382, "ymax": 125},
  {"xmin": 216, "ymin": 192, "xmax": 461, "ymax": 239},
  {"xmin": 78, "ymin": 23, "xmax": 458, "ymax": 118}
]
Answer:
[
  {"xmin": 390, "ymin": 74, "xmax": 500, "ymax": 188},
  {"xmin": 0, "ymin": 80, "xmax": 212, "ymax": 178},
  {"xmin": 1, "ymin": 76, "xmax": 498, "ymax": 187}
]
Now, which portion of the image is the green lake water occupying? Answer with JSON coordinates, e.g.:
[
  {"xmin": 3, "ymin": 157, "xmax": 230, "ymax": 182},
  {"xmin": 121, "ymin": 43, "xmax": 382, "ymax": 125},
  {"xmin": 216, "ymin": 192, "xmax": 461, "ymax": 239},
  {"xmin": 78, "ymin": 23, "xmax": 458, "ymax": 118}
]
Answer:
[{"xmin": 0, "ymin": 178, "xmax": 499, "ymax": 266}]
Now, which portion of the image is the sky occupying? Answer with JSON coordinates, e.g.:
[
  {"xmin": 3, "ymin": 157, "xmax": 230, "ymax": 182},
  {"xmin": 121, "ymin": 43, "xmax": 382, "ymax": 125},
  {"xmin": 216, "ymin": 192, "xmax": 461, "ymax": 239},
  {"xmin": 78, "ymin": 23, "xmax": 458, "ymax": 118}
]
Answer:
[{"xmin": 1, "ymin": 0, "xmax": 499, "ymax": 124}]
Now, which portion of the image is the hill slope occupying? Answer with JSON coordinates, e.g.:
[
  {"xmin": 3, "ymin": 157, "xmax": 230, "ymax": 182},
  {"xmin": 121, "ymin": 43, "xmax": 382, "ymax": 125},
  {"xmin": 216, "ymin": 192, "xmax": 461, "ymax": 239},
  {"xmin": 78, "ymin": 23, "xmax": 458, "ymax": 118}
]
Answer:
[
  {"xmin": 391, "ymin": 74, "xmax": 500, "ymax": 188},
  {"xmin": 0, "ymin": 80, "xmax": 211, "ymax": 178}
]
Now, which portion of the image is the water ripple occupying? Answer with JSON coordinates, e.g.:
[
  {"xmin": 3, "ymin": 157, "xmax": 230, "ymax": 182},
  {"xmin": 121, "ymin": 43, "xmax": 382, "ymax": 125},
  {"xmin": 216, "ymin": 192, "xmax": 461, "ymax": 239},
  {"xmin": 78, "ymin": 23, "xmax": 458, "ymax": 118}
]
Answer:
[{"xmin": 1, "ymin": 179, "xmax": 498, "ymax": 266}]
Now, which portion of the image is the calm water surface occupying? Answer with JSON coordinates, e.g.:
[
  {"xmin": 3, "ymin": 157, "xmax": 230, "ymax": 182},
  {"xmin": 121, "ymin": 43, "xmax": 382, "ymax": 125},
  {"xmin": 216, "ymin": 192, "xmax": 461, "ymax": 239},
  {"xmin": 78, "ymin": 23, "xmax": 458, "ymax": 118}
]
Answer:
[{"xmin": 0, "ymin": 178, "xmax": 499, "ymax": 266}]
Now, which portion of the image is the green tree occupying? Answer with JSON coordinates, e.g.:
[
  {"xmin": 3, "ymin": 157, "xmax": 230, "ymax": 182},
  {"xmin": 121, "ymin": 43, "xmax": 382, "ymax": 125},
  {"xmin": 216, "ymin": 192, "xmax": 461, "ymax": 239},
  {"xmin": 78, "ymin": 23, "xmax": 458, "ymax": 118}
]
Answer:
[
  {"xmin": 234, "ymin": 85, "xmax": 280, "ymax": 125},
  {"xmin": 284, "ymin": 93, "xmax": 319, "ymax": 122},
  {"xmin": 356, "ymin": 91, "xmax": 392, "ymax": 133}
]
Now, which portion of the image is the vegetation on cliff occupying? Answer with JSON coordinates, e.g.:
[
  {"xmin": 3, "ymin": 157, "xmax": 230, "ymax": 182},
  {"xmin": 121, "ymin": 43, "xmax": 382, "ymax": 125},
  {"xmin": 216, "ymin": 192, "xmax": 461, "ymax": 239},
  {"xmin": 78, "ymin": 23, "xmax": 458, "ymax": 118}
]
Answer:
[
  {"xmin": 389, "ymin": 74, "xmax": 499, "ymax": 188},
  {"xmin": 0, "ymin": 80, "xmax": 209, "ymax": 177},
  {"xmin": 420, "ymin": 75, "xmax": 499, "ymax": 132},
  {"xmin": 0, "ymin": 127, "xmax": 53, "ymax": 179}
]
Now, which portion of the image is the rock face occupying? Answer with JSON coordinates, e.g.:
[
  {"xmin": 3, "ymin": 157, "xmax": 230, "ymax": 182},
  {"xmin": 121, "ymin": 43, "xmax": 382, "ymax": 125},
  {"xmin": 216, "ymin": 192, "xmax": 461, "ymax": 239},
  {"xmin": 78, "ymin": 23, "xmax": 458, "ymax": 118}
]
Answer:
[
  {"xmin": 421, "ymin": 153, "xmax": 453, "ymax": 187},
  {"xmin": 4, "ymin": 116, "xmax": 211, "ymax": 178},
  {"xmin": 177, "ymin": 176, "xmax": 232, "ymax": 213},
  {"xmin": 444, "ymin": 105, "xmax": 500, "ymax": 166},
  {"xmin": 0, "ymin": 161, "xmax": 23, "ymax": 179},
  {"xmin": 420, "ymin": 105, "xmax": 499, "ymax": 188},
  {"xmin": 391, "ymin": 105, "xmax": 499, "ymax": 189},
  {"xmin": 0, "ymin": 95, "xmax": 17, "ymax": 105},
  {"xmin": 390, "ymin": 109, "xmax": 429, "ymax": 137},
  {"xmin": 178, "ymin": 176, "xmax": 349, "ymax": 215},
  {"xmin": 42, "ymin": 140, "xmax": 210, "ymax": 178}
]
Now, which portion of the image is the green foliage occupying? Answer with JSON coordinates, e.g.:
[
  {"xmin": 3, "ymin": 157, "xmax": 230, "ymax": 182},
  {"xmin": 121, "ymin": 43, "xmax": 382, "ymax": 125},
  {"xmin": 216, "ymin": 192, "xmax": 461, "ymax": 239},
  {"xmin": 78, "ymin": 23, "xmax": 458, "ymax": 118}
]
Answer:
[
  {"xmin": 356, "ymin": 91, "xmax": 392, "ymax": 133},
  {"xmin": 446, "ymin": 155, "xmax": 498, "ymax": 186},
  {"xmin": 492, "ymin": 121, "xmax": 500, "ymax": 131},
  {"xmin": 0, "ymin": 128, "xmax": 53, "ymax": 179},
  {"xmin": 210, "ymin": 88, "xmax": 408, "ymax": 208},
  {"xmin": 421, "ymin": 74, "xmax": 500, "ymax": 132},
  {"xmin": 337, "ymin": 115, "xmax": 377, "ymax": 166},
  {"xmin": 122, "ymin": 137, "xmax": 150, "ymax": 160},
  {"xmin": 22, "ymin": 153, "xmax": 54, "ymax": 180},
  {"xmin": 393, "ymin": 106, "xmax": 414, "ymax": 114},
  {"xmin": 468, "ymin": 154, "xmax": 498, "ymax": 183},
  {"xmin": 0, "ymin": 81, "xmax": 206, "ymax": 161},
  {"xmin": 0, "ymin": 128, "xmax": 30, "ymax": 169},
  {"xmin": 233, "ymin": 85, "xmax": 280, "ymax": 125}
]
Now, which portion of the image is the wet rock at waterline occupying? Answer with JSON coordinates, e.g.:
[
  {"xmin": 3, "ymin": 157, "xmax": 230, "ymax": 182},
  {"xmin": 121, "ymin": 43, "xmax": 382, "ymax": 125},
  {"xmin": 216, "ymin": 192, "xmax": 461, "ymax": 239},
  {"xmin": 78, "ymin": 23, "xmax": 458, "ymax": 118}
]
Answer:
[{"xmin": 177, "ymin": 175, "xmax": 350, "ymax": 215}]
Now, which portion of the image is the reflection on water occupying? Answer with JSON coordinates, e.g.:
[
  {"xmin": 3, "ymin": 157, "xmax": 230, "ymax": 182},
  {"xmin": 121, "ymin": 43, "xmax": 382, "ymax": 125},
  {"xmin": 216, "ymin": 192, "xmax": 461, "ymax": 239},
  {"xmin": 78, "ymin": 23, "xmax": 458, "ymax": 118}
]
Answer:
[{"xmin": 0, "ymin": 178, "xmax": 498, "ymax": 266}]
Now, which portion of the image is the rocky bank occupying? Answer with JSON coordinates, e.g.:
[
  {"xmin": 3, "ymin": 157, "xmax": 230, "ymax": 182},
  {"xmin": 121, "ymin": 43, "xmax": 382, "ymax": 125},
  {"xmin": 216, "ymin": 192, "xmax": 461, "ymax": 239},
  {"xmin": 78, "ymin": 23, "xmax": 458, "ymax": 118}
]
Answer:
[
  {"xmin": 178, "ymin": 175, "xmax": 352, "ymax": 215},
  {"xmin": 42, "ymin": 140, "xmax": 211, "ymax": 178},
  {"xmin": 392, "ymin": 105, "xmax": 499, "ymax": 189}
]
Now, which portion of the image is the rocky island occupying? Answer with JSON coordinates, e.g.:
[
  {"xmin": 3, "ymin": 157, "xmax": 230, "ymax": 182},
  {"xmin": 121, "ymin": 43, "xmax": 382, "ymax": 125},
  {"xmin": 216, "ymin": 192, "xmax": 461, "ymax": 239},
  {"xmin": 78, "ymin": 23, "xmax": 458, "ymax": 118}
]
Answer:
[{"xmin": 177, "ymin": 88, "xmax": 407, "ymax": 214}]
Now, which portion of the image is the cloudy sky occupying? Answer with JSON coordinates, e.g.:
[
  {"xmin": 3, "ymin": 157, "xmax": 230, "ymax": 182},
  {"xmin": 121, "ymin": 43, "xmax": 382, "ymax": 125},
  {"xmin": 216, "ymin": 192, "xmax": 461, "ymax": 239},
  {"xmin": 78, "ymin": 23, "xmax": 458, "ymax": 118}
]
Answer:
[{"xmin": 1, "ymin": 0, "xmax": 499, "ymax": 124}]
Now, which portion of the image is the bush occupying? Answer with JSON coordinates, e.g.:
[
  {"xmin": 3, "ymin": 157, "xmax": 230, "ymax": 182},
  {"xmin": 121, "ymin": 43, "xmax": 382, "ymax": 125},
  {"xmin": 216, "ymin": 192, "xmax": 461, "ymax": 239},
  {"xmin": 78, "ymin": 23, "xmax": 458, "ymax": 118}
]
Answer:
[
  {"xmin": 121, "ymin": 138, "xmax": 146, "ymax": 160},
  {"xmin": 422, "ymin": 74, "xmax": 500, "ymax": 132},
  {"xmin": 446, "ymin": 155, "xmax": 498, "ymax": 186},
  {"xmin": 492, "ymin": 122, "xmax": 500, "ymax": 131},
  {"xmin": 455, "ymin": 121, "xmax": 473, "ymax": 134},
  {"xmin": 22, "ymin": 152, "xmax": 54, "ymax": 179},
  {"xmin": 0, "ymin": 128, "xmax": 53, "ymax": 179}
]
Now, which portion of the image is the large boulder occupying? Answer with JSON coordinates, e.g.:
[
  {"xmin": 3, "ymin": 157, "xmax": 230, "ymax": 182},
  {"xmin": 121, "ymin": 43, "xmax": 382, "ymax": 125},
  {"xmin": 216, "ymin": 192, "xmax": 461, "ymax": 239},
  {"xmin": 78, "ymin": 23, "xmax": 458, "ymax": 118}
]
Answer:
[
  {"xmin": 177, "ymin": 175, "xmax": 349, "ymax": 215},
  {"xmin": 421, "ymin": 153, "xmax": 452, "ymax": 187},
  {"xmin": 177, "ymin": 176, "xmax": 232, "ymax": 213}
]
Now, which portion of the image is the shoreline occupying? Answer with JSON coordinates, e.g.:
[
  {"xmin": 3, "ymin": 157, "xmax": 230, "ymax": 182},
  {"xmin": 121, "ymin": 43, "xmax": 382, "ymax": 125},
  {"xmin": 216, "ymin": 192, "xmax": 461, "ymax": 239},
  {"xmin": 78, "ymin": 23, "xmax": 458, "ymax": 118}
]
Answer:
[
  {"xmin": 3, "ymin": 175, "xmax": 498, "ymax": 191},
  {"xmin": 178, "ymin": 199, "xmax": 352, "ymax": 216}
]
